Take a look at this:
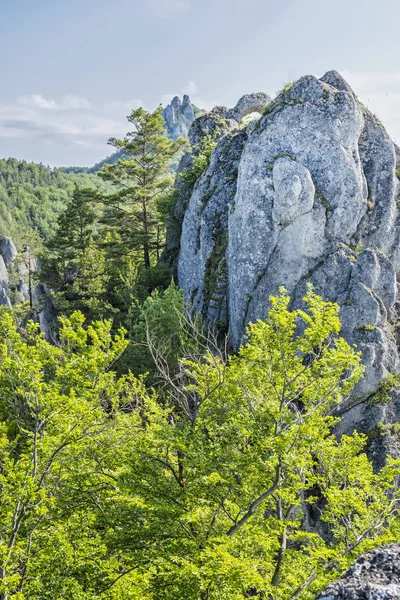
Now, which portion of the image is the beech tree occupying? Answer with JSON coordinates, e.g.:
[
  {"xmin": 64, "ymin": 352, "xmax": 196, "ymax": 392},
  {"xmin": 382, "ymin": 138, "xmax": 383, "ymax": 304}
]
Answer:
[
  {"xmin": 0, "ymin": 310, "xmax": 131, "ymax": 599},
  {"xmin": 113, "ymin": 288, "xmax": 400, "ymax": 599},
  {"xmin": 0, "ymin": 290, "xmax": 398, "ymax": 599}
]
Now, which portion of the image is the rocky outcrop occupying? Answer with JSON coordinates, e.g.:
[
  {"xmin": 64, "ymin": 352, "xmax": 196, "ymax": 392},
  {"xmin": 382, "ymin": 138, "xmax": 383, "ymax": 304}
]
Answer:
[
  {"xmin": 0, "ymin": 237, "xmax": 14, "ymax": 307},
  {"xmin": 0, "ymin": 238, "xmax": 37, "ymax": 306},
  {"xmin": 227, "ymin": 92, "xmax": 271, "ymax": 122},
  {"xmin": 316, "ymin": 544, "xmax": 400, "ymax": 599},
  {"xmin": 0, "ymin": 238, "xmax": 47, "ymax": 330},
  {"xmin": 32, "ymin": 282, "xmax": 57, "ymax": 343},
  {"xmin": 162, "ymin": 105, "xmax": 247, "ymax": 270},
  {"xmin": 163, "ymin": 94, "xmax": 271, "ymax": 277},
  {"xmin": 162, "ymin": 95, "xmax": 198, "ymax": 139},
  {"xmin": 173, "ymin": 70, "xmax": 400, "ymax": 411},
  {"xmin": 0, "ymin": 255, "xmax": 11, "ymax": 307},
  {"xmin": 0, "ymin": 236, "xmax": 17, "ymax": 269}
]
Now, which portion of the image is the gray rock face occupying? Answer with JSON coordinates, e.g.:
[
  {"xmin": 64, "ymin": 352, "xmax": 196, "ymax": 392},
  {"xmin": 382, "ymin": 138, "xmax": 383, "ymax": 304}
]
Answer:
[
  {"xmin": 163, "ymin": 106, "xmax": 240, "ymax": 271},
  {"xmin": 178, "ymin": 129, "xmax": 247, "ymax": 323},
  {"xmin": 14, "ymin": 252, "xmax": 37, "ymax": 304},
  {"xmin": 0, "ymin": 235, "xmax": 53, "ymax": 337},
  {"xmin": 169, "ymin": 96, "xmax": 270, "ymax": 293},
  {"xmin": 0, "ymin": 236, "xmax": 39, "ymax": 309},
  {"xmin": 162, "ymin": 95, "xmax": 196, "ymax": 139},
  {"xmin": 32, "ymin": 282, "xmax": 57, "ymax": 343},
  {"xmin": 0, "ymin": 236, "xmax": 17, "ymax": 269},
  {"xmin": 316, "ymin": 544, "xmax": 400, "ymax": 599},
  {"xmin": 334, "ymin": 387, "xmax": 400, "ymax": 470},
  {"xmin": 0, "ymin": 255, "xmax": 11, "ymax": 307},
  {"xmin": 174, "ymin": 70, "xmax": 400, "ymax": 407},
  {"xmin": 227, "ymin": 92, "xmax": 271, "ymax": 122}
]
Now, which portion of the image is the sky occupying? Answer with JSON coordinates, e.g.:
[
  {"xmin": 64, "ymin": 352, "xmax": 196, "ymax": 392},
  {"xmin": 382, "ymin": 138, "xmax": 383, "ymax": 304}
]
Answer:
[{"xmin": 0, "ymin": 0, "xmax": 400, "ymax": 167}]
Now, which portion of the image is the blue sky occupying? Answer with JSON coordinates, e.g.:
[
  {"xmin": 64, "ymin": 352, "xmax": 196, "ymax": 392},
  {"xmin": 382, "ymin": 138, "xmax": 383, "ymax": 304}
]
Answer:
[{"xmin": 0, "ymin": 0, "xmax": 399, "ymax": 166}]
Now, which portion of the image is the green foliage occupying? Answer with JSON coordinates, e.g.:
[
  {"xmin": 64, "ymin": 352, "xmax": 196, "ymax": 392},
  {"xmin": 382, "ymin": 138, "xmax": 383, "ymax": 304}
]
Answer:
[
  {"xmin": 0, "ymin": 310, "xmax": 131, "ymax": 599},
  {"xmin": 0, "ymin": 158, "xmax": 107, "ymax": 246},
  {"xmin": 369, "ymin": 372, "xmax": 400, "ymax": 405},
  {"xmin": 39, "ymin": 187, "xmax": 111, "ymax": 322},
  {"xmin": 99, "ymin": 107, "xmax": 186, "ymax": 269},
  {"xmin": 126, "ymin": 281, "xmax": 204, "ymax": 379},
  {"xmin": 111, "ymin": 288, "xmax": 399, "ymax": 599},
  {"xmin": 180, "ymin": 135, "xmax": 217, "ymax": 189},
  {"xmin": 0, "ymin": 290, "xmax": 398, "ymax": 599}
]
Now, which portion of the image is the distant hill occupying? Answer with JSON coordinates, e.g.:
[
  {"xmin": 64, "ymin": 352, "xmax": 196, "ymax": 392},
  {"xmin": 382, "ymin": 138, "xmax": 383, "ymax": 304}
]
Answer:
[
  {"xmin": 0, "ymin": 158, "xmax": 106, "ymax": 246},
  {"xmin": 59, "ymin": 151, "xmax": 124, "ymax": 175}
]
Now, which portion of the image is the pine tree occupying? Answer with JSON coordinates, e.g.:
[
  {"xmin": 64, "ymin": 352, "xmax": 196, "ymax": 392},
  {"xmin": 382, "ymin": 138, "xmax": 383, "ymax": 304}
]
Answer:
[
  {"xmin": 40, "ymin": 186, "xmax": 110, "ymax": 320},
  {"xmin": 99, "ymin": 107, "xmax": 186, "ymax": 269}
]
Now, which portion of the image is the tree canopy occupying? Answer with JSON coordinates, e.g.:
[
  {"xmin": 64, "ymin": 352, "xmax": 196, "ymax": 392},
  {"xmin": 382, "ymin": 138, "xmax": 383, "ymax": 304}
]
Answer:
[{"xmin": 0, "ymin": 289, "xmax": 398, "ymax": 599}]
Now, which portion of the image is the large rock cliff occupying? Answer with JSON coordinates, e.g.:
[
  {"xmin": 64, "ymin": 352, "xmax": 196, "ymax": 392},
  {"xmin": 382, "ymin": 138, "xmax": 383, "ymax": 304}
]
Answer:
[{"xmin": 167, "ymin": 71, "xmax": 400, "ymax": 449}]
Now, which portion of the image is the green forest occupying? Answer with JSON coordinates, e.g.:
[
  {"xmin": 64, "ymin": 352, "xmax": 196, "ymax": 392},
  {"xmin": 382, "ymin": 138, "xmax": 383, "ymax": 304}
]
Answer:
[
  {"xmin": 0, "ymin": 158, "xmax": 107, "ymax": 246},
  {"xmin": 0, "ymin": 106, "xmax": 399, "ymax": 600}
]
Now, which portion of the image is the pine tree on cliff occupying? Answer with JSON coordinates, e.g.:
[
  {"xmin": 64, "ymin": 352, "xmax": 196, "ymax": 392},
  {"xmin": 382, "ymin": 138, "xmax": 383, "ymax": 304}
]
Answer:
[{"xmin": 99, "ymin": 107, "xmax": 186, "ymax": 269}]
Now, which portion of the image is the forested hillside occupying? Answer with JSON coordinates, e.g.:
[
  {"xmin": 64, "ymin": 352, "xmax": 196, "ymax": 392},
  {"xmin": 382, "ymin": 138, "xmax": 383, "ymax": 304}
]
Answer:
[
  {"xmin": 59, "ymin": 151, "xmax": 123, "ymax": 174},
  {"xmin": 0, "ymin": 158, "xmax": 106, "ymax": 245}
]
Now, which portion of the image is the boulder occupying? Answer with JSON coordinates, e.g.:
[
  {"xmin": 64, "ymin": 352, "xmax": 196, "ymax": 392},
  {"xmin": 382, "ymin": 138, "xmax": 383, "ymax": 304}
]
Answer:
[
  {"xmin": 316, "ymin": 544, "xmax": 400, "ymax": 599},
  {"xmin": 227, "ymin": 92, "xmax": 271, "ymax": 122}
]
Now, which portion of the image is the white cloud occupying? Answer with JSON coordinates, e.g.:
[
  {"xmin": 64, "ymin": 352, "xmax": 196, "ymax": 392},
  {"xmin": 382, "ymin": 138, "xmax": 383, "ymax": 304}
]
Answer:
[
  {"xmin": 61, "ymin": 95, "xmax": 93, "ymax": 110},
  {"xmin": 17, "ymin": 93, "xmax": 93, "ymax": 111},
  {"xmin": 0, "ymin": 94, "xmax": 149, "ymax": 166},
  {"xmin": 340, "ymin": 71, "xmax": 400, "ymax": 144},
  {"xmin": 104, "ymin": 99, "xmax": 144, "ymax": 112},
  {"xmin": 17, "ymin": 94, "xmax": 58, "ymax": 110},
  {"xmin": 182, "ymin": 80, "xmax": 198, "ymax": 95},
  {"xmin": 146, "ymin": 0, "xmax": 190, "ymax": 19}
]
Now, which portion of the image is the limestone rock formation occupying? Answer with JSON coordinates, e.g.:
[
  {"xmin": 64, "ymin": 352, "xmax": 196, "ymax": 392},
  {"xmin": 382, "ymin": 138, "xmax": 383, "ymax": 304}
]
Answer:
[
  {"xmin": 172, "ymin": 70, "xmax": 400, "ymax": 421},
  {"xmin": 0, "ymin": 255, "xmax": 11, "ymax": 307},
  {"xmin": 0, "ymin": 236, "xmax": 43, "ymax": 317},
  {"xmin": 33, "ymin": 282, "xmax": 57, "ymax": 343},
  {"xmin": 0, "ymin": 236, "xmax": 17, "ymax": 269},
  {"xmin": 227, "ymin": 92, "xmax": 271, "ymax": 122},
  {"xmin": 316, "ymin": 544, "xmax": 400, "ymax": 599},
  {"xmin": 162, "ymin": 95, "xmax": 198, "ymax": 139}
]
